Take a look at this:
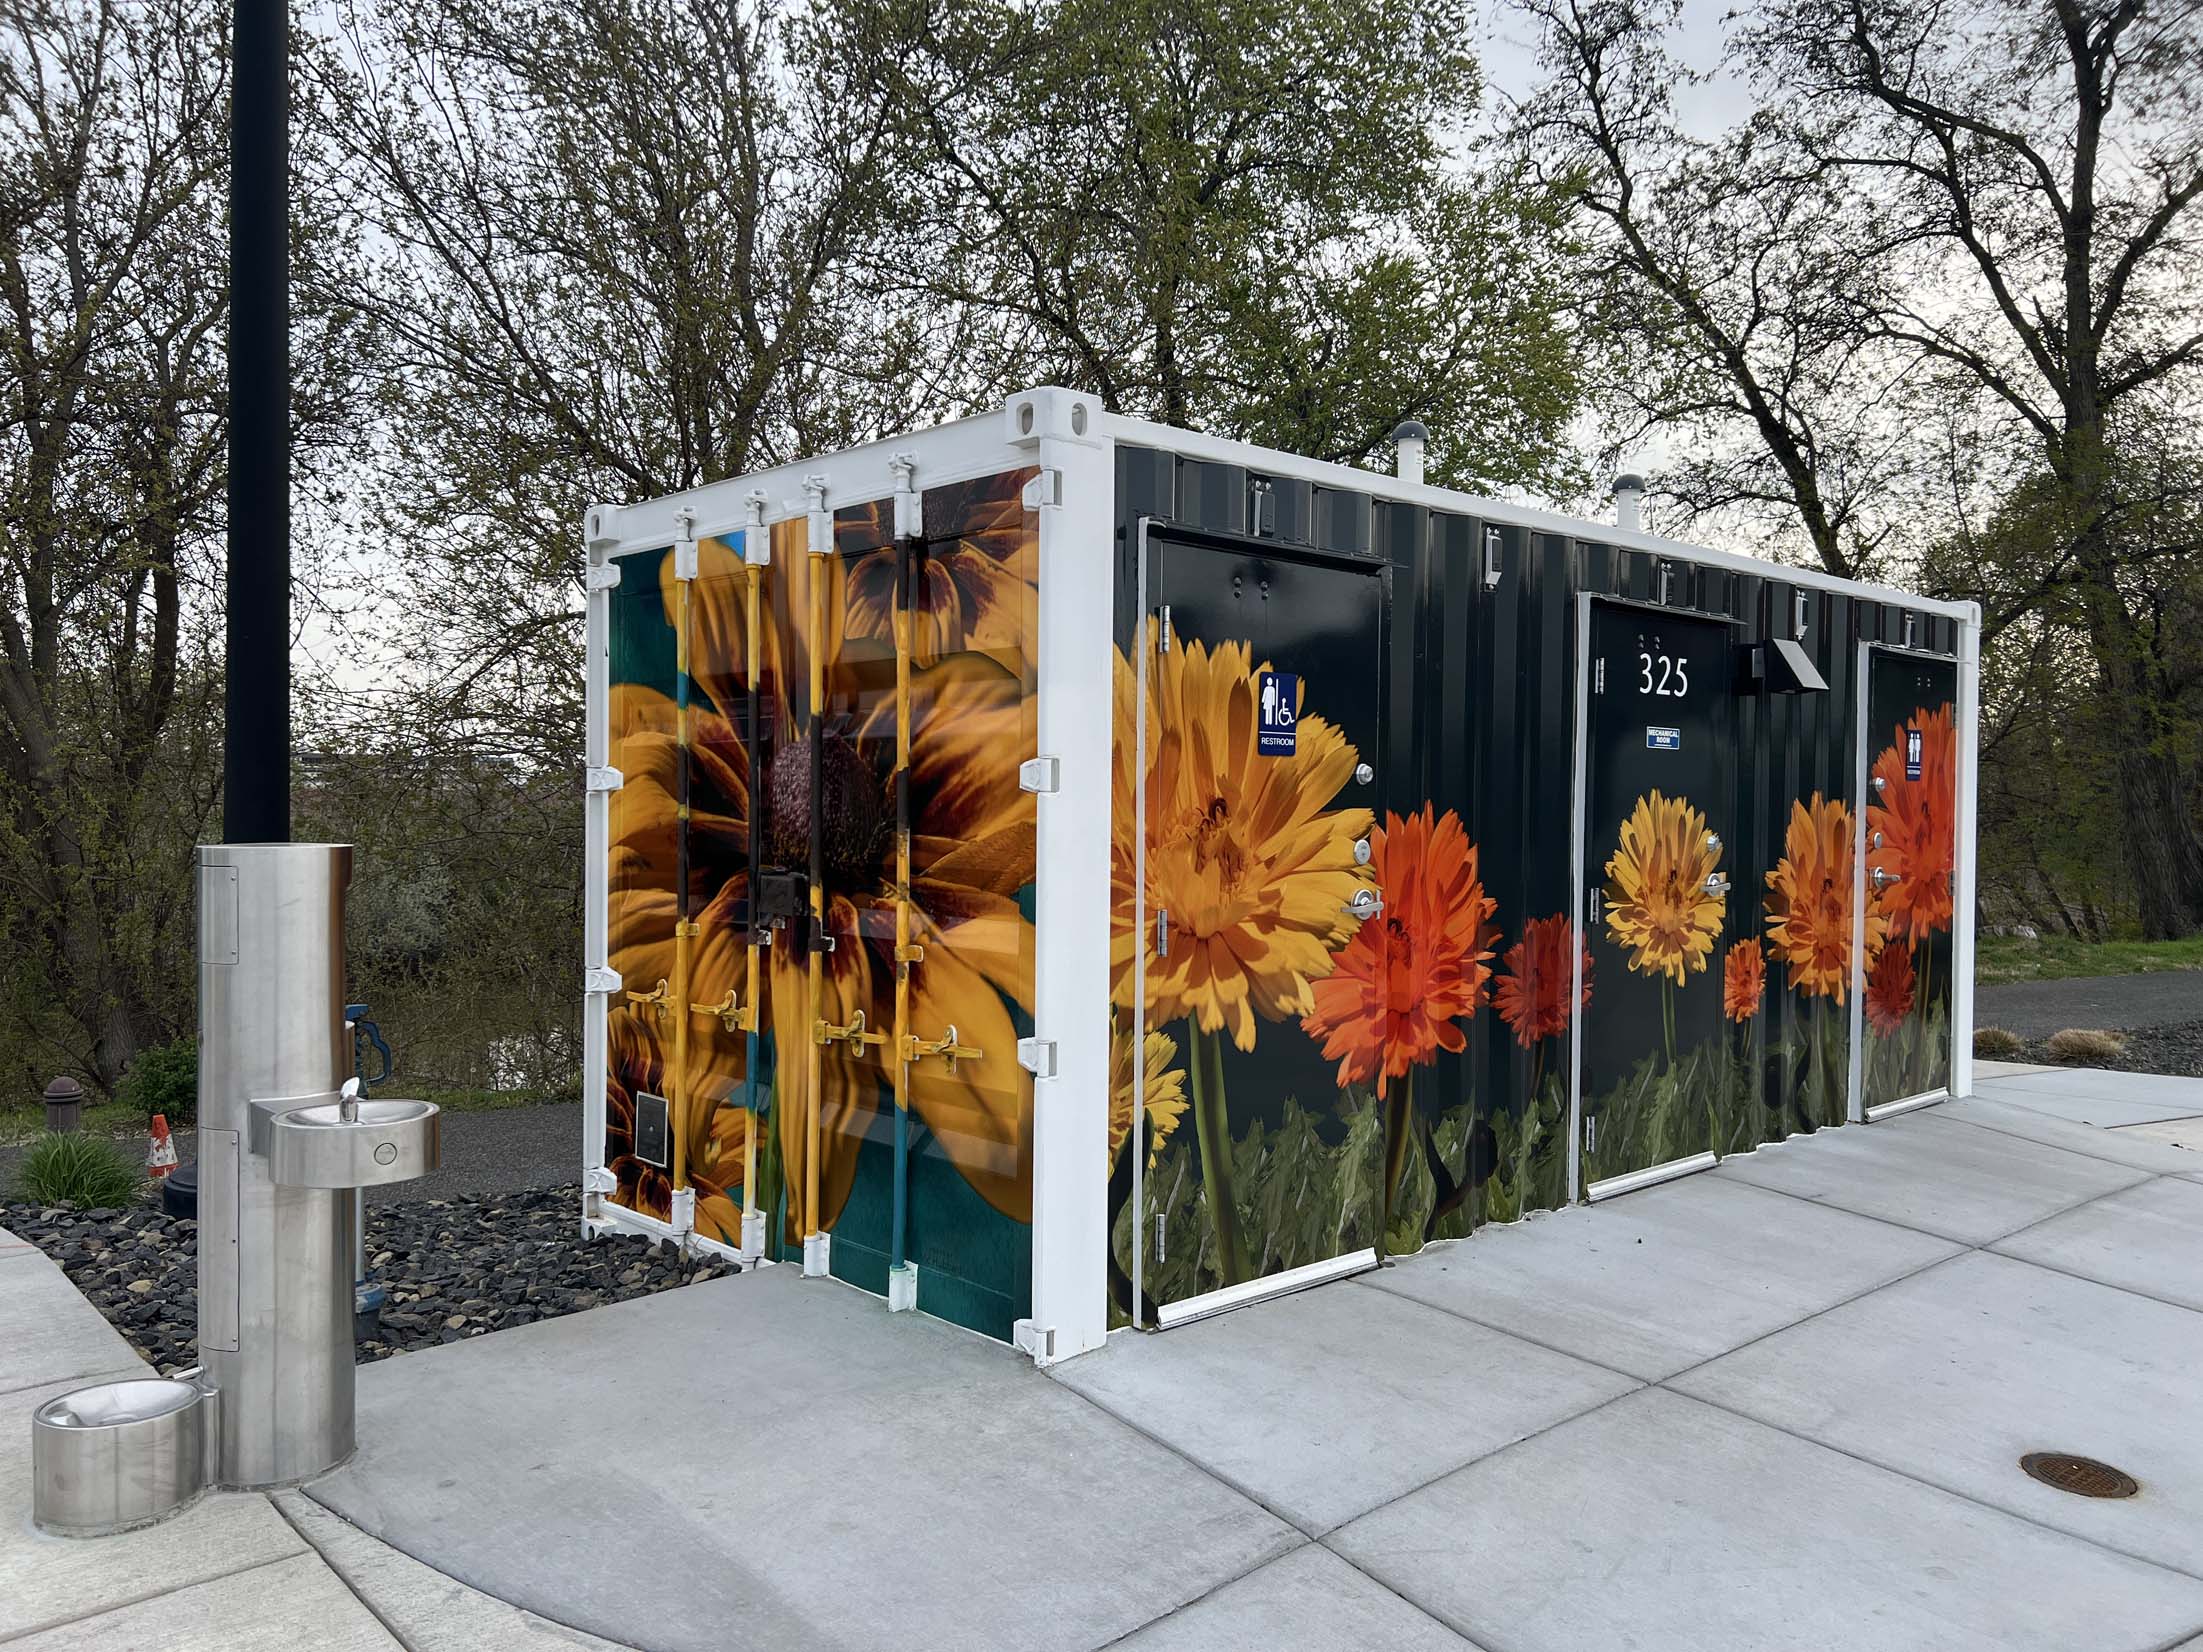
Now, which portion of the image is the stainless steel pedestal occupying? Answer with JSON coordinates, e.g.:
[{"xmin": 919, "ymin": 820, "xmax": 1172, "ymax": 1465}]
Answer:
[{"xmin": 31, "ymin": 844, "xmax": 439, "ymax": 1535}]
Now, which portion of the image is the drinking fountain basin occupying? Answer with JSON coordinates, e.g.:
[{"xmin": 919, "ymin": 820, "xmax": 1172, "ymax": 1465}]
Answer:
[{"xmin": 258, "ymin": 1095, "xmax": 441, "ymax": 1189}]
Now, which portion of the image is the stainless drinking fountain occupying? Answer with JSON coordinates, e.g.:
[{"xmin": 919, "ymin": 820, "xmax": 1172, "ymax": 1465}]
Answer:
[{"xmin": 32, "ymin": 844, "xmax": 440, "ymax": 1534}]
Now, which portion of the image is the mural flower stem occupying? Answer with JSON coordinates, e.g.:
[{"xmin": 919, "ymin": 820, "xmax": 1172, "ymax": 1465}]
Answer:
[{"xmin": 1186, "ymin": 1025, "xmax": 1250, "ymax": 1285}]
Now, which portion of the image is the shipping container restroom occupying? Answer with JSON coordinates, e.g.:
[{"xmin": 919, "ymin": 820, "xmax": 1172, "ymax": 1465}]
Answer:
[{"xmin": 581, "ymin": 388, "xmax": 1980, "ymax": 1363}]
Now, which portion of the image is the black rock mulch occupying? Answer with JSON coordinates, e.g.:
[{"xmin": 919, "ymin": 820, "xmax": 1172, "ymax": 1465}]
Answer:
[
  {"xmin": 1996, "ymin": 1016, "xmax": 2203, "ymax": 1079},
  {"xmin": 0, "ymin": 1184, "xmax": 740, "ymax": 1374}
]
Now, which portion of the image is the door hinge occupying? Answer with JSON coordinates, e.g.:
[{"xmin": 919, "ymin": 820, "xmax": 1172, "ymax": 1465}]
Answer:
[
  {"xmin": 1585, "ymin": 1116, "xmax": 1598, "ymax": 1155},
  {"xmin": 1016, "ymin": 1037, "xmax": 1057, "ymax": 1079},
  {"xmin": 586, "ymin": 561, "xmax": 623, "ymax": 592},
  {"xmin": 1018, "ymin": 755, "xmax": 1060, "ymax": 794},
  {"xmin": 1022, "ymin": 467, "xmax": 1063, "ymax": 511},
  {"xmin": 585, "ymin": 765, "xmax": 624, "ymax": 794},
  {"xmin": 1155, "ymin": 1211, "xmax": 1166, "ymax": 1264},
  {"xmin": 1594, "ymin": 657, "xmax": 1606, "ymax": 693},
  {"xmin": 1157, "ymin": 605, "xmax": 1172, "ymax": 653},
  {"xmin": 1587, "ymin": 888, "xmax": 1602, "ymax": 926},
  {"xmin": 1155, "ymin": 907, "xmax": 1170, "ymax": 957},
  {"xmin": 1013, "ymin": 1318, "xmax": 1058, "ymax": 1361},
  {"xmin": 585, "ymin": 966, "xmax": 624, "ymax": 996}
]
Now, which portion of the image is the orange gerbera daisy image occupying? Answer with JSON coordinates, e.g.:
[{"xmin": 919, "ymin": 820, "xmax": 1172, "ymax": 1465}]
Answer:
[
  {"xmin": 1764, "ymin": 793, "xmax": 1886, "ymax": 1001},
  {"xmin": 1722, "ymin": 938, "xmax": 1766, "ymax": 1021},
  {"xmin": 1865, "ymin": 943, "xmax": 1917, "ymax": 1035},
  {"xmin": 1868, "ymin": 703, "xmax": 1957, "ymax": 941},
  {"xmin": 1302, "ymin": 806, "xmax": 1498, "ymax": 1094},
  {"xmin": 1603, "ymin": 791, "xmax": 1726, "ymax": 982},
  {"xmin": 1494, "ymin": 914, "xmax": 1591, "ymax": 1048},
  {"xmin": 1109, "ymin": 629, "xmax": 1373, "ymax": 1049}
]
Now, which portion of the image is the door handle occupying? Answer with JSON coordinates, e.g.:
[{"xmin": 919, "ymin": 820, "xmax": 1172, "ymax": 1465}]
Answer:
[
  {"xmin": 1345, "ymin": 889, "xmax": 1383, "ymax": 919},
  {"xmin": 1871, "ymin": 866, "xmax": 1901, "ymax": 891},
  {"xmin": 1703, "ymin": 873, "xmax": 1730, "ymax": 896}
]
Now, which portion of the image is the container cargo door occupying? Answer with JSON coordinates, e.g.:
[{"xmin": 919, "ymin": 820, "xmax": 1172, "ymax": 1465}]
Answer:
[
  {"xmin": 1574, "ymin": 600, "xmax": 1738, "ymax": 1196},
  {"xmin": 1856, "ymin": 648, "xmax": 1959, "ymax": 1118},
  {"xmin": 1129, "ymin": 531, "xmax": 1388, "ymax": 1326}
]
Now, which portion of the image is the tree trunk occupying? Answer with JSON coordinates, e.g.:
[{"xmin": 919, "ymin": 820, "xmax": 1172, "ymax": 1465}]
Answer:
[{"xmin": 2085, "ymin": 588, "xmax": 2203, "ymax": 939}]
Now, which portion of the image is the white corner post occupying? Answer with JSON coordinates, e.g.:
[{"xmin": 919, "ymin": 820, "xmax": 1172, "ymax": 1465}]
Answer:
[
  {"xmin": 580, "ymin": 504, "xmax": 622, "ymax": 1231},
  {"xmin": 1012, "ymin": 387, "xmax": 1112, "ymax": 1366},
  {"xmin": 1951, "ymin": 602, "xmax": 1983, "ymax": 1097}
]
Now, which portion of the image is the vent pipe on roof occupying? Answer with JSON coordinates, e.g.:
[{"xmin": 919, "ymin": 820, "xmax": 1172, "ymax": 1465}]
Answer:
[
  {"xmin": 1393, "ymin": 420, "xmax": 1429, "ymax": 487},
  {"xmin": 1612, "ymin": 473, "xmax": 1645, "ymax": 534}
]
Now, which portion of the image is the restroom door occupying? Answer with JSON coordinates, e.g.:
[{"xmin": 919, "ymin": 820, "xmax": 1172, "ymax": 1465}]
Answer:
[
  {"xmin": 1132, "ymin": 532, "xmax": 1388, "ymax": 1324},
  {"xmin": 1856, "ymin": 648, "xmax": 1960, "ymax": 1117},
  {"xmin": 1574, "ymin": 601, "xmax": 1738, "ymax": 1196}
]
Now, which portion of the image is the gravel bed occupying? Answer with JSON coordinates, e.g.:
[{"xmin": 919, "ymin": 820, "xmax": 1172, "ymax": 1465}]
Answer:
[
  {"xmin": 0, "ymin": 1184, "xmax": 739, "ymax": 1374},
  {"xmin": 1985, "ymin": 1015, "xmax": 2203, "ymax": 1078}
]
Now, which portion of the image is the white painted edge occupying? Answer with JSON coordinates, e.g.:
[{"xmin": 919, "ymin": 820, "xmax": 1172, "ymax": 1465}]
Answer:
[
  {"xmin": 1567, "ymin": 592, "xmax": 1592, "ymax": 1205},
  {"xmin": 1155, "ymin": 1248, "xmax": 1380, "ymax": 1328},
  {"xmin": 1849, "ymin": 638, "xmax": 1871, "ymax": 1125},
  {"xmin": 1588, "ymin": 1150, "xmax": 1721, "ymax": 1202},
  {"xmin": 1951, "ymin": 605, "xmax": 1983, "ymax": 1098}
]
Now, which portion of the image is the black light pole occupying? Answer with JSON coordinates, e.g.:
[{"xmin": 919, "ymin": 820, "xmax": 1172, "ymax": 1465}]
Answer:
[{"xmin": 224, "ymin": 0, "xmax": 290, "ymax": 843}]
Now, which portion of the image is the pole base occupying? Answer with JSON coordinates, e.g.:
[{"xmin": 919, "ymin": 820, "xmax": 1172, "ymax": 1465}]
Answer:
[
  {"xmin": 801, "ymin": 1233, "xmax": 831, "ymax": 1278},
  {"xmin": 887, "ymin": 1263, "xmax": 918, "ymax": 1313},
  {"xmin": 739, "ymin": 1210, "xmax": 767, "ymax": 1264}
]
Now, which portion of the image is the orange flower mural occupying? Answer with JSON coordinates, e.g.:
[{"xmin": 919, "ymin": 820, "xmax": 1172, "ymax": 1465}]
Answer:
[
  {"xmin": 1764, "ymin": 793, "xmax": 1885, "ymax": 1001},
  {"xmin": 1865, "ymin": 943, "xmax": 1917, "ymax": 1035},
  {"xmin": 1494, "ymin": 914, "xmax": 1590, "ymax": 1048},
  {"xmin": 1721, "ymin": 938, "xmax": 1766, "ymax": 1021},
  {"xmin": 1868, "ymin": 703, "xmax": 1957, "ymax": 942},
  {"xmin": 1302, "ymin": 806, "xmax": 1498, "ymax": 1092},
  {"xmin": 607, "ymin": 475, "xmax": 1041, "ymax": 1248},
  {"xmin": 1109, "ymin": 629, "xmax": 1373, "ymax": 1049},
  {"xmin": 1603, "ymin": 791, "xmax": 1726, "ymax": 983}
]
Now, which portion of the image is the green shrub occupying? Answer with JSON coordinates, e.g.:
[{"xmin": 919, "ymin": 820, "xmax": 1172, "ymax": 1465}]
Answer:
[
  {"xmin": 117, "ymin": 1035, "xmax": 197, "ymax": 1125},
  {"xmin": 1973, "ymin": 1026, "xmax": 2026, "ymax": 1059},
  {"xmin": 2045, "ymin": 1027, "xmax": 2125, "ymax": 1065},
  {"xmin": 14, "ymin": 1132, "xmax": 145, "ymax": 1207}
]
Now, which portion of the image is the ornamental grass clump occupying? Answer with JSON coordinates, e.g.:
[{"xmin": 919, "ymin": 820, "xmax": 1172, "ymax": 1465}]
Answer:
[
  {"xmin": 14, "ymin": 1131, "xmax": 144, "ymax": 1208},
  {"xmin": 2045, "ymin": 1027, "xmax": 2125, "ymax": 1065},
  {"xmin": 1973, "ymin": 1026, "xmax": 2025, "ymax": 1059}
]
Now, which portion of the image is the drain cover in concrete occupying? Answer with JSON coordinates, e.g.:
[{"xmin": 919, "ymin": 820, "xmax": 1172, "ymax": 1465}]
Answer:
[{"xmin": 2022, "ymin": 1453, "xmax": 2139, "ymax": 1499}]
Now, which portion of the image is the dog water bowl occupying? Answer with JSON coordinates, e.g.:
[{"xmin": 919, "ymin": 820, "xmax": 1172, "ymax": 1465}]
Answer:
[{"xmin": 32, "ymin": 1377, "xmax": 213, "ymax": 1536}]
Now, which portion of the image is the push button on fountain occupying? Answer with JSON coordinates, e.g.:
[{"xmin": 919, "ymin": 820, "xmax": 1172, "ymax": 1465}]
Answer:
[{"xmin": 374, "ymin": 1141, "xmax": 398, "ymax": 1165}]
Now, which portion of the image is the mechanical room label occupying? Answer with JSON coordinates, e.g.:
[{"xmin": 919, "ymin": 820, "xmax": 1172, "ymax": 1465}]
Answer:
[
  {"xmin": 1646, "ymin": 726, "xmax": 1681, "ymax": 751},
  {"xmin": 1905, "ymin": 727, "xmax": 1923, "ymax": 780},
  {"xmin": 1258, "ymin": 671, "xmax": 1298, "ymax": 756}
]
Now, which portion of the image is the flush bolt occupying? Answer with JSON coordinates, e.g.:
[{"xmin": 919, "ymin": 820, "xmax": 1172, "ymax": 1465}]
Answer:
[{"xmin": 1355, "ymin": 762, "xmax": 1374, "ymax": 785}]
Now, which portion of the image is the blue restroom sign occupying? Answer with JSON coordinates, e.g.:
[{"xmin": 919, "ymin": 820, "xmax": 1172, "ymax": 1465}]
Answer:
[
  {"xmin": 1646, "ymin": 726, "xmax": 1681, "ymax": 751},
  {"xmin": 1905, "ymin": 727, "xmax": 1923, "ymax": 781},
  {"xmin": 1258, "ymin": 671, "xmax": 1298, "ymax": 756}
]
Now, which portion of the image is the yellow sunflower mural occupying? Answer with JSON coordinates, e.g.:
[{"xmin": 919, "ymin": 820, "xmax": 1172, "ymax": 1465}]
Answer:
[
  {"xmin": 1603, "ymin": 791, "xmax": 1725, "ymax": 983},
  {"xmin": 1107, "ymin": 627, "xmax": 1373, "ymax": 1047},
  {"xmin": 606, "ymin": 472, "xmax": 1040, "ymax": 1250},
  {"xmin": 1108, "ymin": 1021, "xmax": 1188, "ymax": 1171}
]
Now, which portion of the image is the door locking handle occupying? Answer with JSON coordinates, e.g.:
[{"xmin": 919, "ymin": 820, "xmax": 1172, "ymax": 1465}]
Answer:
[
  {"xmin": 817, "ymin": 1007, "xmax": 887, "ymax": 1050},
  {"xmin": 1345, "ymin": 888, "xmax": 1383, "ymax": 919},
  {"xmin": 1703, "ymin": 873, "xmax": 1730, "ymax": 896},
  {"xmin": 626, "ymin": 978, "xmax": 673, "ymax": 1022},
  {"xmin": 693, "ymin": 989, "xmax": 754, "ymax": 1034},
  {"xmin": 903, "ymin": 1023, "xmax": 983, "ymax": 1074}
]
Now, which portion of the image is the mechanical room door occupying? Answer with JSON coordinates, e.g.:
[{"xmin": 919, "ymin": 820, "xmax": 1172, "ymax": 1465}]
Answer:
[
  {"xmin": 1576, "ymin": 601, "xmax": 1738, "ymax": 1195},
  {"xmin": 1131, "ymin": 531, "xmax": 1388, "ymax": 1325},
  {"xmin": 1858, "ymin": 648, "xmax": 1959, "ymax": 1115}
]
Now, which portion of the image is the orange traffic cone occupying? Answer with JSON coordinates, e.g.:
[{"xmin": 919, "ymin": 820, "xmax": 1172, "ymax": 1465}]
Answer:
[{"xmin": 147, "ymin": 1112, "xmax": 178, "ymax": 1180}]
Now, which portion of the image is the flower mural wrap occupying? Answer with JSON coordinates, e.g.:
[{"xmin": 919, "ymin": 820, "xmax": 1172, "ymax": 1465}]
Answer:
[
  {"xmin": 604, "ymin": 472, "xmax": 1041, "ymax": 1268},
  {"xmin": 1867, "ymin": 704, "xmax": 1957, "ymax": 942},
  {"xmin": 1865, "ymin": 942, "xmax": 1916, "ymax": 1036},
  {"xmin": 1603, "ymin": 792, "xmax": 1725, "ymax": 983},
  {"xmin": 1302, "ymin": 807, "xmax": 1496, "ymax": 1092},
  {"xmin": 1109, "ymin": 625, "xmax": 1374, "ymax": 1286},
  {"xmin": 1764, "ymin": 794, "xmax": 1883, "ymax": 1001},
  {"xmin": 1721, "ymin": 939, "xmax": 1766, "ymax": 1022},
  {"xmin": 1494, "ymin": 914, "xmax": 1589, "ymax": 1049},
  {"xmin": 1109, "ymin": 1022, "xmax": 1188, "ymax": 1171}
]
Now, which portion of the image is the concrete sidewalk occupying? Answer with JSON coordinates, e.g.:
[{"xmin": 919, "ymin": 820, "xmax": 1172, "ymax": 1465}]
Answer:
[
  {"xmin": 303, "ymin": 1066, "xmax": 2203, "ymax": 1652},
  {"xmin": 0, "ymin": 1224, "xmax": 626, "ymax": 1650}
]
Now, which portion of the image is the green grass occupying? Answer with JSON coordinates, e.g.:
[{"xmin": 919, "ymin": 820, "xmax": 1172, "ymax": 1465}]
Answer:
[
  {"xmin": 12, "ymin": 1131, "xmax": 147, "ymax": 1206},
  {"xmin": 0, "ymin": 1099, "xmax": 139, "ymax": 1149},
  {"xmin": 412, "ymin": 1085, "xmax": 576, "ymax": 1114},
  {"xmin": 1976, "ymin": 934, "xmax": 2203, "ymax": 984}
]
